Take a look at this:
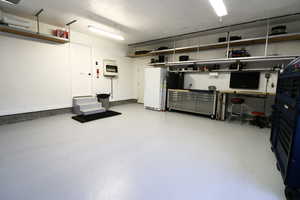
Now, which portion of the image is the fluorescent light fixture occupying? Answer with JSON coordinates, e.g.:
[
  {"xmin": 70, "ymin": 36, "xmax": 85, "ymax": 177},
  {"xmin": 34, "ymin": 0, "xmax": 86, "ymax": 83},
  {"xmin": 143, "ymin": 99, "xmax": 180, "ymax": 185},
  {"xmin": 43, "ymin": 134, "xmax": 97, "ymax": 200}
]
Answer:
[
  {"xmin": 209, "ymin": 0, "xmax": 228, "ymax": 17},
  {"xmin": 0, "ymin": 0, "xmax": 21, "ymax": 5},
  {"xmin": 88, "ymin": 25, "xmax": 124, "ymax": 41}
]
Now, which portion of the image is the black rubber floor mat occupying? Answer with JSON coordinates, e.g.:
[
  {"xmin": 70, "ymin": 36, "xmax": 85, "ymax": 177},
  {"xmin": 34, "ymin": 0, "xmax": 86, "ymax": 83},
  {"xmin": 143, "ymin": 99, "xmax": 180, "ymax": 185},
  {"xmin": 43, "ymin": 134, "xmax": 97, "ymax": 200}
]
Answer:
[{"xmin": 72, "ymin": 110, "xmax": 121, "ymax": 123}]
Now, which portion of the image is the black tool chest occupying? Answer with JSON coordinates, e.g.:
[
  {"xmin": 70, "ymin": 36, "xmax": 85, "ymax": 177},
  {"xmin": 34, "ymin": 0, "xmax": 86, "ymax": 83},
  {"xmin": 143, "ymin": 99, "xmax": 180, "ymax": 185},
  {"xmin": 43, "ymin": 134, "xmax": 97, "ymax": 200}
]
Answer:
[{"xmin": 271, "ymin": 58, "xmax": 300, "ymax": 200}]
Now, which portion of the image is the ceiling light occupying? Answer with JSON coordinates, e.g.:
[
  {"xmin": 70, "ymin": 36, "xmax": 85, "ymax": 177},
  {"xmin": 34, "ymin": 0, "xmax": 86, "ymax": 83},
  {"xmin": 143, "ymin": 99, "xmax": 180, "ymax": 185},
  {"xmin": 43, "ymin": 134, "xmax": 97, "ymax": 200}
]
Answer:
[
  {"xmin": 209, "ymin": 0, "xmax": 228, "ymax": 17},
  {"xmin": 88, "ymin": 25, "xmax": 124, "ymax": 41},
  {"xmin": 0, "ymin": 0, "xmax": 21, "ymax": 5}
]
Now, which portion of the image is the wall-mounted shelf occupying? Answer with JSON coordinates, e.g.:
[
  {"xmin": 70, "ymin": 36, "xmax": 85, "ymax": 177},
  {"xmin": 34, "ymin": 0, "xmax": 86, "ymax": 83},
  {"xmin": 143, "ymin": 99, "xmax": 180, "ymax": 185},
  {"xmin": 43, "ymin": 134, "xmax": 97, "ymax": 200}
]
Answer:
[
  {"xmin": 0, "ymin": 24, "xmax": 70, "ymax": 44},
  {"xmin": 128, "ymin": 32, "xmax": 300, "ymax": 58},
  {"xmin": 169, "ymin": 70, "xmax": 210, "ymax": 73},
  {"xmin": 148, "ymin": 62, "xmax": 167, "ymax": 66},
  {"xmin": 169, "ymin": 55, "xmax": 297, "ymax": 66},
  {"xmin": 169, "ymin": 68, "xmax": 277, "ymax": 74},
  {"xmin": 149, "ymin": 55, "xmax": 297, "ymax": 67}
]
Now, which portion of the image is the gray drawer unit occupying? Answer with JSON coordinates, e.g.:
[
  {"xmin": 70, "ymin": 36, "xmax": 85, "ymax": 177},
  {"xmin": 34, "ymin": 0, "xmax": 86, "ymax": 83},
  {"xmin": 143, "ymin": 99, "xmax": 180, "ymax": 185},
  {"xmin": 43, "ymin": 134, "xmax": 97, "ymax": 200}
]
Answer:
[{"xmin": 168, "ymin": 90, "xmax": 216, "ymax": 118}]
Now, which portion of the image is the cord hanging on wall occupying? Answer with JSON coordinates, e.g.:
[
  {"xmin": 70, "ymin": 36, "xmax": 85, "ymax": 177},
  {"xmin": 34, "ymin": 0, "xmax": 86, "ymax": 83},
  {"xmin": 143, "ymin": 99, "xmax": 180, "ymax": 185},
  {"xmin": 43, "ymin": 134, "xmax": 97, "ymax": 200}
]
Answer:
[
  {"xmin": 110, "ymin": 77, "xmax": 114, "ymax": 99},
  {"xmin": 263, "ymin": 73, "xmax": 271, "ymax": 114}
]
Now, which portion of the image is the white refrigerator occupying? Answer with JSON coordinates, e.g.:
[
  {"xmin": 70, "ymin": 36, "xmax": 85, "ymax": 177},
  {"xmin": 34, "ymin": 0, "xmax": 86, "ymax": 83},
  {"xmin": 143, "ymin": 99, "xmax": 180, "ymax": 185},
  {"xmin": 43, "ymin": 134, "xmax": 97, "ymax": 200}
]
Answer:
[{"xmin": 144, "ymin": 67, "xmax": 167, "ymax": 111}]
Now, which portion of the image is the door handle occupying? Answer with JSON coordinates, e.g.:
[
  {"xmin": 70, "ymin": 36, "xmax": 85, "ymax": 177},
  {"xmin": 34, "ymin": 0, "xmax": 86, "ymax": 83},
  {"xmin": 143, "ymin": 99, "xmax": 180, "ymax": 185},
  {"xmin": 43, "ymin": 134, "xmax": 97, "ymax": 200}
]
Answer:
[{"xmin": 88, "ymin": 73, "xmax": 91, "ymax": 76}]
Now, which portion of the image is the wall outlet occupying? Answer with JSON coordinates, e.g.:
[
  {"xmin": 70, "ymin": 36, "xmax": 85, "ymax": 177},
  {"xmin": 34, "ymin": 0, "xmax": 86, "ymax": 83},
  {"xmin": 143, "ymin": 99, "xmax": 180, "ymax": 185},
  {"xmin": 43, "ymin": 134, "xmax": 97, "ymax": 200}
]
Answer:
[{"xmin": 271, "ymin": 83, "xmax": 275, "ymax": 88}]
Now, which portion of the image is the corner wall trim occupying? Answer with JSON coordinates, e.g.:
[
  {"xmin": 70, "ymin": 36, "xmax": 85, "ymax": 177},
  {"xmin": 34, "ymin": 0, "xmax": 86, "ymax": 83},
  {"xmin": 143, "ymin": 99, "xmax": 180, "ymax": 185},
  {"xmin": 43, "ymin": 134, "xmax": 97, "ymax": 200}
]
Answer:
[{"xmin": 0, "ymin": 107, "xmax": 72, "ymax": 126}]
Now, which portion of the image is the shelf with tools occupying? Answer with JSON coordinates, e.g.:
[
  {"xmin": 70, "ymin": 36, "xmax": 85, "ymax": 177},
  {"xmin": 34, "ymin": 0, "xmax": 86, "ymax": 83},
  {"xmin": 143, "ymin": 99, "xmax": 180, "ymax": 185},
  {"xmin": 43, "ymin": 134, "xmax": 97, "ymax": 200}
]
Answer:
[
  {"xmin": 165, "ymin": 55, "xmax": 296, "ymax": 74},
  {"xmin": 169, "ymin": 68, "xmax": 279, "ymax": 74},
  {"xmin": 148, "ymin": 55, "xmax": 297, "ymax": 67},
  {"xmin": 128, "ymin": 32, "xmax": 300, "ymax": 58},
  {"xmin": 0, "ymin": 24, "xmax": 70, "ymax": 44}
]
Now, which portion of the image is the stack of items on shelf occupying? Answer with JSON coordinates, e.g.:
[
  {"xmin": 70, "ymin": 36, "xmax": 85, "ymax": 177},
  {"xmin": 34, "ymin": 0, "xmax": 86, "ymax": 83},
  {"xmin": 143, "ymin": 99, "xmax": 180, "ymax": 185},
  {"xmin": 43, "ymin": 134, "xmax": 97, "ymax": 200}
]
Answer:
[
  {"xmin": 217, "ymin": 24, "xmax": 287, "ymax": 43},
  {"xmin": 135, "ymin": 50, "xmax": 151, "ymax": 55},
  {"xmin": 156, "ymin": 46, "xmax": 169, "ymax": 51},
  {"xmin": 169, "ymin": 64, "xmax": 220, "ymax": 72},
  {"xmin": 271, "ymin": 25, "xmax": 287, "ymax": 35},
  {"xmin": 179, "ymin": 55, "xmax": 189, "ymax": 61},
  {"xmin": 53, "ymin": 29, "xmax": 69, "ymax": 39},
  {"xmin": 218, "ymin": 35, "xmax": 242, "ymax": 42},
  {"xmin": 151, "ymin": 55, "xmax": 168, "ymax": 63},
  {"xmin": 150, "ymin": 47, "xmax": 170, "ymax": 63},
  {"xmin": 229, "ymin": 48, "xmax": 251, "ymax": 58}
]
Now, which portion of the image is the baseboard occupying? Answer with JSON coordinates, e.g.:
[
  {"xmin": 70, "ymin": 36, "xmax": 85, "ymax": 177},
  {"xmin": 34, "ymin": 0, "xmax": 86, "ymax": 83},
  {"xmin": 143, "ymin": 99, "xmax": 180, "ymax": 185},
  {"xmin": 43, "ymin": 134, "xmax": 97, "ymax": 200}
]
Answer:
[
  {"xmin": 0, "ymin": 99, "xmax": 138, "ymax": 126},
  {"xmin": 0, "ymin": 107, "xmax": 72, "ymax": 126},
  {"xmin": 110, "ymin": 99, "xmax": 138, "ymax": 107}
]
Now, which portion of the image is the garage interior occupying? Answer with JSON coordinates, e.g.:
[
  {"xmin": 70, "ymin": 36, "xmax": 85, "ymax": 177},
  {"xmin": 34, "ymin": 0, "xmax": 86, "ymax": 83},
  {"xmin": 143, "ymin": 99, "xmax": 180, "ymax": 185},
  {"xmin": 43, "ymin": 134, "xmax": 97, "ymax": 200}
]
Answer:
[{"xmin": 0, "ymin": 0, "xmax": 300, "ymax": 200}]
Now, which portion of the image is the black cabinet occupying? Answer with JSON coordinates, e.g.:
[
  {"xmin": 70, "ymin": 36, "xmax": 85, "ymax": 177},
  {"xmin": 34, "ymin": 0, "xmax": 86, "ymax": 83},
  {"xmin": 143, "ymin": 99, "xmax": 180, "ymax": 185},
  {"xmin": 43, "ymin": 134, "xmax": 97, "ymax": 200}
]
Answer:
[{"xmin": 271, "ymin": 66, "xmax": 300, "ymax": 200}]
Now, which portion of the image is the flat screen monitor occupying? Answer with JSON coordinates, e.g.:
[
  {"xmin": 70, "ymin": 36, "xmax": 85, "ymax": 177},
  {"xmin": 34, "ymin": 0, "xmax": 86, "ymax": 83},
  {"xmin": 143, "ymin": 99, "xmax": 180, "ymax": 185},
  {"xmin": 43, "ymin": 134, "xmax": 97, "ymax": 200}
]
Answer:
[{"xmin": 230, "ymin": 72, "xmax": 260, "ymax": 89}]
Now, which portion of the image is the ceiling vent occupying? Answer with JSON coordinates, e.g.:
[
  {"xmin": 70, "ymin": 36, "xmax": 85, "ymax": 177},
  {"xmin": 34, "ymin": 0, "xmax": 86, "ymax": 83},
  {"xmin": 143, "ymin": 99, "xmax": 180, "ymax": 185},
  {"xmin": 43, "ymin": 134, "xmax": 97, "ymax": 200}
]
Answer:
[{"xmin": 1, "ymin": 0, "xmax": 21, "ymax": 5}]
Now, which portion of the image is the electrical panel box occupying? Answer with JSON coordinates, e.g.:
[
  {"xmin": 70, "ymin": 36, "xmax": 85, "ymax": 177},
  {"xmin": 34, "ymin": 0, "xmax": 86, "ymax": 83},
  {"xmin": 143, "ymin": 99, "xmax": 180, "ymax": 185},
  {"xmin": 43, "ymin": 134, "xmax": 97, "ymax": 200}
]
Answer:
[{"xmin": 103, "ymin": 60, "xmax": 118, "ymax": 77}]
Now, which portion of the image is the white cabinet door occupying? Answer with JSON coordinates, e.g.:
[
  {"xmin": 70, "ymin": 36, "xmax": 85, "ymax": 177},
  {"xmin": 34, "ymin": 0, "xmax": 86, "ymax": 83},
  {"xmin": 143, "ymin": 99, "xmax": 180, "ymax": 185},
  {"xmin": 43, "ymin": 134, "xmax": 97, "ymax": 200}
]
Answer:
[
  {"xmin": 144, "ymin": 68, "xmax": 164, "ymax": 109},
  {"xmin": 71, "ymin": 43, "xmax": 92, "ymax": 97}
]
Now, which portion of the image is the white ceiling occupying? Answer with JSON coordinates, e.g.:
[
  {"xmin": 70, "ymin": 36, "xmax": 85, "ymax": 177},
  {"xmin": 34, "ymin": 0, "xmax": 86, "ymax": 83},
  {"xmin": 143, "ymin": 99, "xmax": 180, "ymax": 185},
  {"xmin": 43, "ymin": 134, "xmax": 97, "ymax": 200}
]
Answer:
[{"xmin": 1, "ymin": 0, "xmax": 300, "ymax": 44}]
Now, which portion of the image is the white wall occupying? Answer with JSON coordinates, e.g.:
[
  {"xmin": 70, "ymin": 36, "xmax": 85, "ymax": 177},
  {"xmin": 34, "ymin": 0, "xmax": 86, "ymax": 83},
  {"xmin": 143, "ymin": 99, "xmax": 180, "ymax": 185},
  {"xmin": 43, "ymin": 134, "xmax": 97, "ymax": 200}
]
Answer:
[
  {"xmin": 0, "ymin": 14, "xmax": 136, "ymax": 116},
  {"xmin": 184, "ymin": 71, "xmax": 278, "ymax": 93},
  {"xmin": 0, "ymin": 35, "xmax": 71, "ymax": 116},
  {"xmin": 133, "ymin": 21, "xmax": 300, "ymax": 102},
  {"xmin": 91, "ymin": 39, "xmax": 135, "ymax": 101}
]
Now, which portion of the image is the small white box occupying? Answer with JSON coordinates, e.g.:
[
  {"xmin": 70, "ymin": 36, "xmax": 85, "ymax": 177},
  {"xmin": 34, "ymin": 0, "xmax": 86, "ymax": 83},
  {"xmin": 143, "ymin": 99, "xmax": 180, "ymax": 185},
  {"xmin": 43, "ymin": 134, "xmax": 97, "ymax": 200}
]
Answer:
[
  {"xmin": 209, "ymin": 72, "xmax": 219, "ymax": 77},
  {"xmin": 103, "ymin": 60, "xmax": 118, "ymax": 77}
]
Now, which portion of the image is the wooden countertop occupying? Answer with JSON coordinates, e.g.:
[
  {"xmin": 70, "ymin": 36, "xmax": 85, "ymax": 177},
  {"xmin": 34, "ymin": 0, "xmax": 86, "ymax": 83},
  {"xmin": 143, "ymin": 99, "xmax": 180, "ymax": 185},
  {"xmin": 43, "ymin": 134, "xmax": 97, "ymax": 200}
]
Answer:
[
  {"xmin": 168, "ymin": 89, "xmax": 190, "ymax": 92},
  {"xmin": 219, "ymin": 90, "xmax": 276, "ymax": 96},
  {"xmin": 168, "ymin": 89, "xmax": 276, "ymax": 96}
]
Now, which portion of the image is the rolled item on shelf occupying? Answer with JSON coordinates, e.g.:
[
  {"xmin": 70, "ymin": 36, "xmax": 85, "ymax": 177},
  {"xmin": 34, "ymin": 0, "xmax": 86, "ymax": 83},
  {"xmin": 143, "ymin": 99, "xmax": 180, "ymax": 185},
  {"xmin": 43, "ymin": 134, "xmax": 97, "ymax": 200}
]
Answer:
[
  {"xmin": 3, "ymin": 15, "xmax": 31, "ymax": 29},
  {"xmin": 0, "ymin": 9, "xmax": 4, "ymax": 22}
]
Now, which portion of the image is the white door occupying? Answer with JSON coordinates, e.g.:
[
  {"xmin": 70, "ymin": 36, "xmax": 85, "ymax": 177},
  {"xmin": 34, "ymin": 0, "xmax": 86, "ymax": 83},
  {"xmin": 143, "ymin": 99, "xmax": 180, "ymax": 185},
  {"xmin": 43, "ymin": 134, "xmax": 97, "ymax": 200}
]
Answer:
[{"xmin": 71, "ymin": 43, "xmax": 92, "ymax": 97}]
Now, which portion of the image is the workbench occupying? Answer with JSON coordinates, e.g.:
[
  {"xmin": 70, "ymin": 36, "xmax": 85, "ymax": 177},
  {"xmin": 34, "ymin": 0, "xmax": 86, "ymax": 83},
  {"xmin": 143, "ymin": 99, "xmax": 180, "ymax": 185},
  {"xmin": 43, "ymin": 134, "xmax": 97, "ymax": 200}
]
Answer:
[
  {"xmin": 220, "ymin": 90, "xmax": 276, "ymax": 96},
  {"xmin": 216, "ymin": 90, "xmax": 276, "ymax": 121},
  {"xmin": 167, "ymin": 89, "xmax": 217, "ymax": 118}
]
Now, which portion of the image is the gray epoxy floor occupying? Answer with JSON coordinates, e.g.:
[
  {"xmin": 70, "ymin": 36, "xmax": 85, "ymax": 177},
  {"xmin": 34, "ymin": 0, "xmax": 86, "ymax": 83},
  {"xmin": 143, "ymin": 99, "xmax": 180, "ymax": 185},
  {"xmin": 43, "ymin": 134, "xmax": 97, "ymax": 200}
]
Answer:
[{"xmin": 0, "ymin": 104, "xmax": 284, "ymax": 200}]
